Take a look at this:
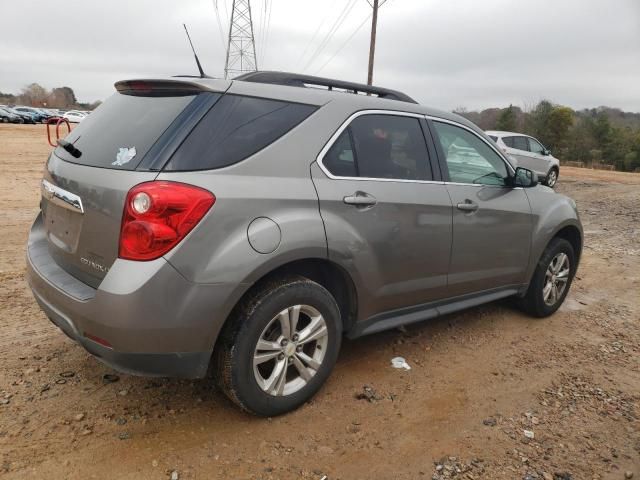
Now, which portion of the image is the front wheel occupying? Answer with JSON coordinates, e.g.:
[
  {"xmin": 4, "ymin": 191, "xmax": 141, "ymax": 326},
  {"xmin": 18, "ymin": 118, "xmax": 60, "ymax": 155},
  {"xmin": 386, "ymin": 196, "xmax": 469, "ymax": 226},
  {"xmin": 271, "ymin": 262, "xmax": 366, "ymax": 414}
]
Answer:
[
  {"xmin": 518, "ymin": 238, "xmax": 576, "ymax": 317},
  {"xmin": 215, "ymin": 276, "xmax": 342, "ymax": 416},
  {"xmin": 544, "ymin": 168, "xmax": 559, "ymax": 187}
]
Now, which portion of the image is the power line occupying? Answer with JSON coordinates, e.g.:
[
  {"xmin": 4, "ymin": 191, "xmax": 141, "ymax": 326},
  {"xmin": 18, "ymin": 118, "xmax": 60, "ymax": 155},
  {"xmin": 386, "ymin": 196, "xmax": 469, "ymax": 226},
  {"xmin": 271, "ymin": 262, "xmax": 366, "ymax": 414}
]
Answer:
[
  {"xmin": 261, "ymin": 0, "xmax": 274, "ymax": 66},
  {"xmin": 212, "ymin": 0, "xmax": 228, "ymax": 54},
  {"xmin": 303, "ymin": 0, "xmax": 359, "ymax": 72},
  {"xmin": 222, "ymin": 0, "xmax": 229, "ymax": 28},
  {"xmin": 304, "ymin": 0, "xmax": 358, "ymax": 72},
  {"xmin": 296, "ymin": 0, "xmax": 339, "ymax": 69},
  {"xmin": 256, "ymin": 0, "xmax": 266, "ymax": 65},
  {"xmin": 314, "ymin": 12, "xmax": 371, "ymax": 75}
]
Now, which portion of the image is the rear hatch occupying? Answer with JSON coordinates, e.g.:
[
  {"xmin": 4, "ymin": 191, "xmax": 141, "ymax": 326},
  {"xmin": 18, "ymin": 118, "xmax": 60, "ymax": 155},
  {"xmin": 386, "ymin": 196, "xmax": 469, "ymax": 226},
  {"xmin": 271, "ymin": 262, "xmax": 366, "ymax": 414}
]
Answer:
[{"xmin": 41, "ymin": 80, "xmax": 224, "ymax": 288}]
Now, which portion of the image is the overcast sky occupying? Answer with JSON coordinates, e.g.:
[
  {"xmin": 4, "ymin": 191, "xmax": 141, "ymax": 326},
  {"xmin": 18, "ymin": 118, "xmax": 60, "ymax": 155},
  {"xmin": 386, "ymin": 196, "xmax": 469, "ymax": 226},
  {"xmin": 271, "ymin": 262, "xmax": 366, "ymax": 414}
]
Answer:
[{"xmin": 2, "ymin": 0, "xmax": 639, "ymax": 111}]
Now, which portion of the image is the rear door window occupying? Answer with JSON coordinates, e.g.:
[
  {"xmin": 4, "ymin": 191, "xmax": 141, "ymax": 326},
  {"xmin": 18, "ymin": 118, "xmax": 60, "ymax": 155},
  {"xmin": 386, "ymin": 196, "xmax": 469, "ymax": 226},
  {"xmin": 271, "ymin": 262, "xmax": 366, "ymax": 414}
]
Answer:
[
  {"xmin": 432, "ymin": 121, "xmax": 508, "ymax": 186},
  {"xmin": 512, "ymin": 136, "xmax": 529, "ymax": 151},
  {"xmin": 322, "ymin": 114, "xmax": 432, "ymax": 180},
  {"xmin": 350, "ymin": 114, "xmax": 431, "ymax": 180},
  {"xmin": 502, "ymin": 136, "xmax": 515, "ymax": 148},
  {"xmin": 165, "ymin": 95, "xmax": 317, "ymax": 171},
  {"xmin": 54, "ymin": 92, "xmax": 197, "ymax": 170}
]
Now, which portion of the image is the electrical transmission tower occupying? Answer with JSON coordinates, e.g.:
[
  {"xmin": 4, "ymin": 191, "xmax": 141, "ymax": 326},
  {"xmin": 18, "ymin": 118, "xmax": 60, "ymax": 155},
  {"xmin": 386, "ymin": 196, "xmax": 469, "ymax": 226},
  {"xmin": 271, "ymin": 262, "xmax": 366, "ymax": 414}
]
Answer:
[{"xmin": 224, "ymin": 0, "xmax": 258, "ymax": 79}]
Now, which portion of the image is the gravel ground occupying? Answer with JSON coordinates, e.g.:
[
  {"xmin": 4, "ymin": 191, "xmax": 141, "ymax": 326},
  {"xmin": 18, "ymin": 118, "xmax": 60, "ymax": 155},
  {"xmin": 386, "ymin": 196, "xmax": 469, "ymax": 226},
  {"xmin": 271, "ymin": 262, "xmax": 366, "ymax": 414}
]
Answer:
[{"xmin": 0, "ymin": 124, "xmax": 638, "ymax": 479}]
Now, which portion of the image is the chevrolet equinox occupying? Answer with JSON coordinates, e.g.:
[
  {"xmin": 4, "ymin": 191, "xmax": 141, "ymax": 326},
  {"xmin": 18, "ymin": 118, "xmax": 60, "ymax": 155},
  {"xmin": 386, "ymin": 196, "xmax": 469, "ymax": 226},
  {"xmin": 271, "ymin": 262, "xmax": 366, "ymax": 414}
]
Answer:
[{"xmin": 27, "ymin": 72, "xmax": 583, "ymax": 416}]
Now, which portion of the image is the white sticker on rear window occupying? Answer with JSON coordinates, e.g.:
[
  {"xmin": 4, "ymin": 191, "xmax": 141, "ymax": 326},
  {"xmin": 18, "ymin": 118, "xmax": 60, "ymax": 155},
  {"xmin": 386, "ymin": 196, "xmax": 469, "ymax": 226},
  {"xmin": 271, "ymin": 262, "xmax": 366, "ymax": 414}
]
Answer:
[{"xmin": 112, "ymin": 147, "xmax": 137, "ymax": 166}]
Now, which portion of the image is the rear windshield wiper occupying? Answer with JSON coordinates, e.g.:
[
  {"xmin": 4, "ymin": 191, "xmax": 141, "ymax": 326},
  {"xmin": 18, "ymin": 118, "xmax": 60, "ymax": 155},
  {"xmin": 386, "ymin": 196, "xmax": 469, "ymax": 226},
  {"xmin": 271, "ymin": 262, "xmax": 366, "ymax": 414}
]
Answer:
[{"xmin": 57, "ymin": 139, "xmax": 82, "ymax": 159}]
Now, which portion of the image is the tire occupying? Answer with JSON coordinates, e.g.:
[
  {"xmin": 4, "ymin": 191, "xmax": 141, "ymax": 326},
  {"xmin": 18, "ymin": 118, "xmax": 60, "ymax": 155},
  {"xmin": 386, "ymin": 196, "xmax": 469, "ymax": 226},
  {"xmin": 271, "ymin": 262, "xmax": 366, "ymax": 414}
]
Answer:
[
  {"xmin": 518, "ymin": 238, "xmax": 576, "ymax": 317},
  {"xmin": 544, "ymin": 168, "xmax": 559, "ymax": 188},
  {"xmin": 214, "ymin": 275, "xmax": 342, "ymax": 416}
]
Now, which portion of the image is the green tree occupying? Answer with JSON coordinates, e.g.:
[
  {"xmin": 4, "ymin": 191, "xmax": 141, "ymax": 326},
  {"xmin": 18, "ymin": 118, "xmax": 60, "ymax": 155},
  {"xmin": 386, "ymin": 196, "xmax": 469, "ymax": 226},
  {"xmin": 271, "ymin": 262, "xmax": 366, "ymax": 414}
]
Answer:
[
  {"xmin": 566, "ymin": 117, "xmax": 597, "ymax": 164},
  {"xmin": 526, "ymin": 100, "xmax": 554, "ymax": 144},
  {"xmin": 496, "ymin": 104, "xmax": 517, "ymax": 131},
  {"xmin": 525, "ymin": 101, "xmax": 573, "ymax": 152},
  {"xmin": 590, "ymin": 112, "xmax": 612, "ymax": 147},
  {"xmin": 546, "ymin": 106, "xmax": 574, "ymax": 151}
]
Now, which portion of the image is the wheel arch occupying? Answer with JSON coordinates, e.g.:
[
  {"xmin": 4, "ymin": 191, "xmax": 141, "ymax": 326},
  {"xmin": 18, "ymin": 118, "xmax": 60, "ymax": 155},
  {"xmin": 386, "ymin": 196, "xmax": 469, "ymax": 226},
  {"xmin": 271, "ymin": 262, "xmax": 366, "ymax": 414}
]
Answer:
[
  {"xmin": 552, "ymin": 224, "xmax": 583, "ymax": 263},
  {"xmin": 215, "ymin": 258, "xmax": 359, "ymax": 349},
  {"xmin": 523, "ymin": 220, "xmax": 583, "ymax": 293}
]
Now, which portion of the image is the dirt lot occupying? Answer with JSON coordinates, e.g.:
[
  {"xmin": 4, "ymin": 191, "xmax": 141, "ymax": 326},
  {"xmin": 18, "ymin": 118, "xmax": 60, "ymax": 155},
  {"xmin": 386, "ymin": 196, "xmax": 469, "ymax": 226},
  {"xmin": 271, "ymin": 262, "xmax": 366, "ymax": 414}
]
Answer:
[{"xmin": 0, "ymin": 124, "xmax": 638, "ymax": 480}]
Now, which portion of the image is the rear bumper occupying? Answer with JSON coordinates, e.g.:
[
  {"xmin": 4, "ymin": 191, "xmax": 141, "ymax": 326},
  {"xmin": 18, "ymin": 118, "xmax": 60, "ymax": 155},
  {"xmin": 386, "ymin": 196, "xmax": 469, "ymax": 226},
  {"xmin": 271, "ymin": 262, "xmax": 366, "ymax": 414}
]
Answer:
[
  {"xmin": 26, "ymin": 213, "xmax": 239, "ymax": 379},
  {"xmin": 30, "ymin": 287, "xmax": 212, "ymax": 378}
]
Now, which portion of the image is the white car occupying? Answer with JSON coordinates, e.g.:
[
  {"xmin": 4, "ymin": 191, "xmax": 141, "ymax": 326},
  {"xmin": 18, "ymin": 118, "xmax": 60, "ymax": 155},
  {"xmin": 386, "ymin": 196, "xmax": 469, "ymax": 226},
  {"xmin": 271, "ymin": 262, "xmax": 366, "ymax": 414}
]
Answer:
[
  {"xmin": 62, "ymin": 111, "xmax": 86, "ymax": 123},
  {"xmin": 486, "ymin": 131, "xmax": 560, "ymax": 187}
]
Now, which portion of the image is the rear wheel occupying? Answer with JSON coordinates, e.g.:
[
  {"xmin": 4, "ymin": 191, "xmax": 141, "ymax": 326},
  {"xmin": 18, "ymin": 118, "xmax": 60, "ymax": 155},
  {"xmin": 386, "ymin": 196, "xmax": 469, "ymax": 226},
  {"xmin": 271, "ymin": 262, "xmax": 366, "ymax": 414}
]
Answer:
[
  {"xmin": 544, "ymin": 168, "xmax": 558, "ymax": 187},
  {"xmin": 518, "ymin": 238, "xmax": 576, "ymax": 317},
  {"xmin": 215, "ymin": 276, "xmax": 342, "ymax": 416}
]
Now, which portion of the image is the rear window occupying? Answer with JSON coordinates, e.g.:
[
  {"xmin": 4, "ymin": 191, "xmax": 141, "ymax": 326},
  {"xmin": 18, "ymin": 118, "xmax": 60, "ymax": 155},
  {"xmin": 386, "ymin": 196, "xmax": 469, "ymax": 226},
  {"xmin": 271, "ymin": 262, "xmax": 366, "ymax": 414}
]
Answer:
[
  {"xmin": 55, "ymin": 92, "xmax": 196, "ymax": 170},
  {"xmin": 164, "ymin": 95, "xmax": 316, "ymax": 171}
]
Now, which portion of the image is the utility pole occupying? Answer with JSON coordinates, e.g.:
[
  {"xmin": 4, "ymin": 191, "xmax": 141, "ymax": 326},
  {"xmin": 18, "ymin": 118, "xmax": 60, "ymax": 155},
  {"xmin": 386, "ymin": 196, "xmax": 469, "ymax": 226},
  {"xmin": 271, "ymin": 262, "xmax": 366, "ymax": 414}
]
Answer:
[
  {"xmin": 367, "ymin": 0, "xmax": 379, "ymax": 86},
  {"xmin": 224, "ymin": 0, "xmax": 258, "ymax": 79}
]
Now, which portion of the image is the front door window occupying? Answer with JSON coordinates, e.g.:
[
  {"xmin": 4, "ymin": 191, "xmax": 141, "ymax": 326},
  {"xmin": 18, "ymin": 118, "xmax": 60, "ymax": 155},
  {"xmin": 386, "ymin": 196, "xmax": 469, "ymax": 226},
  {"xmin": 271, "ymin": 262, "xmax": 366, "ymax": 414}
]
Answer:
[{"xmin": 432, "ymin": 122, "xmax": 508, "ymax": 186}]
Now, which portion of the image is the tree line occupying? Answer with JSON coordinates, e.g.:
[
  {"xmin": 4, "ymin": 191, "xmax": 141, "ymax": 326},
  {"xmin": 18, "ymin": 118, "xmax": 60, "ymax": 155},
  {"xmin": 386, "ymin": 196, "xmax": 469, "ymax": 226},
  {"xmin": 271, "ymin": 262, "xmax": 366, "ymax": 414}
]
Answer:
[
  {"xmin": 0, "ymin": 83, "xmax": 101, "ymax": 111},
  {"xmin": 455, "ymin": 101, "xmax": 640, "ymax": 172}
]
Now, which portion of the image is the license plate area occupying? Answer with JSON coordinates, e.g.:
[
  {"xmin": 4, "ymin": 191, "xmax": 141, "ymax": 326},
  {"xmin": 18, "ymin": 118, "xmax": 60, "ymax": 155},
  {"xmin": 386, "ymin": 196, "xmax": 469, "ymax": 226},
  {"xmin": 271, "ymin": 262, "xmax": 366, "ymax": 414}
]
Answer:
[{"xmin": 41, "ymin": 180, "xmax": 84, "ymax": 253}]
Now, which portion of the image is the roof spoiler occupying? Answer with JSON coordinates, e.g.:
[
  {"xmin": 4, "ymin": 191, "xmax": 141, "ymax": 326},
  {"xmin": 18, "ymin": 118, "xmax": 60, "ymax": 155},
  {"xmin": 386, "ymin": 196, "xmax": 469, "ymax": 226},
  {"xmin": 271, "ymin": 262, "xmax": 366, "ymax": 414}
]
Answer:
[
  {"xmin": 234, "ymin": 71, "xmax": 418, "ymax": 104},
  {"xmin": 114, "ymin": 79, "xmax": 208, "ymax": 97}
]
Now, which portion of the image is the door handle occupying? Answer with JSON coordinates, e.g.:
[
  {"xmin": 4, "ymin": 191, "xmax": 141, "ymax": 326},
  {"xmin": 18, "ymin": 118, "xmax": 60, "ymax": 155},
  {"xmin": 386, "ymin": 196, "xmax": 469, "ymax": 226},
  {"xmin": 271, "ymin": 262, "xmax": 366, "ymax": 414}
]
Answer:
[
  {"xmin": 344, "ymin": 191, "xmax": 377, "ymax": 208},
  {"xmin": 456, "ymin": 200, "xmax": 478, "ymax": 212}
]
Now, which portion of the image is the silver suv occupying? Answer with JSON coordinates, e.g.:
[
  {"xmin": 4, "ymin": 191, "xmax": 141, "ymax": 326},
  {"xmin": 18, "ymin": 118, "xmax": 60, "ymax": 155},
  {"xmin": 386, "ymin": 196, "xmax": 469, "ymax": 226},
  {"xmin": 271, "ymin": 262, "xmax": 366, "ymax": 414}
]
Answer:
[
  {"xmin": 26, "ymin": 72, "xmax": 582, "ymax": 416},
  {"xmin": 486, "ymin": 130, "xmax": 560, "ymax": 187}
]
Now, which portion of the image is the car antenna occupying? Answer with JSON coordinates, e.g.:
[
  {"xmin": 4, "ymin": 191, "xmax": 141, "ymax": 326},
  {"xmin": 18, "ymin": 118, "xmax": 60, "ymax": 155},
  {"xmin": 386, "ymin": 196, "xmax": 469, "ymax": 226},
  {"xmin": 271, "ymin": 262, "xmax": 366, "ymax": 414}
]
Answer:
[{"xmin": 183, "ymin": 23, "xmax": 207, "ymax": 78}]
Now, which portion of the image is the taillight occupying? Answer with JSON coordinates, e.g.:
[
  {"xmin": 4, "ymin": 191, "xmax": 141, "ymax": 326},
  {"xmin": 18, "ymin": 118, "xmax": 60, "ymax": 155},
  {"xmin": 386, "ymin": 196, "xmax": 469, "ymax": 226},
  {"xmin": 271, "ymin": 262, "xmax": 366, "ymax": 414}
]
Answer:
[{"xmin": 119, "ymin": 181, "xmax": 215, "ymax": 261}]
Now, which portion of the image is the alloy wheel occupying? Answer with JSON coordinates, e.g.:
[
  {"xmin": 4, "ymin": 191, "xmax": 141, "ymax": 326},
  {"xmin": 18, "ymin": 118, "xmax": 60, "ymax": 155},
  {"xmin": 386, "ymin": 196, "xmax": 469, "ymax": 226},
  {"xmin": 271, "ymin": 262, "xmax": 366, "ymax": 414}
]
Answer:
[
  {"xmin": 543, "ymin": 252, "xmax": 570, "ymax": 306},
  {"xmin": 547, "ymin": 170, "xmax": 557, "ymax": 187},
  {"xmin": 253, "ymin": 305, "xmax": 328, "ymax": 396}
]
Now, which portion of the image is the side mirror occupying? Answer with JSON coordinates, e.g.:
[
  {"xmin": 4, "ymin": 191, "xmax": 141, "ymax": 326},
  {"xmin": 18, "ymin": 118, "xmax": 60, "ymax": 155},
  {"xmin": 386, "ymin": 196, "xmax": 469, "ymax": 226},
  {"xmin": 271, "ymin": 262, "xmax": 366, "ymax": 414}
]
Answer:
[
  {"xmin": 541, "ymin": 149, "xmax": 551, "ymax": 156},
  {"xmin": 513, "ymin": 167, "xmax": 538, "ymax": 188}
]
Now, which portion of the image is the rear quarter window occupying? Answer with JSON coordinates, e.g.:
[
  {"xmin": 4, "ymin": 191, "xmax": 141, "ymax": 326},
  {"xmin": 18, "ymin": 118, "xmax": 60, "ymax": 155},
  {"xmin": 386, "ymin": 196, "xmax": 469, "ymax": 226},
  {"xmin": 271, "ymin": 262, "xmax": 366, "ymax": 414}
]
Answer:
[{"xmin": 164, "ymin": 95, "xmax": 317, "ymax": 171}]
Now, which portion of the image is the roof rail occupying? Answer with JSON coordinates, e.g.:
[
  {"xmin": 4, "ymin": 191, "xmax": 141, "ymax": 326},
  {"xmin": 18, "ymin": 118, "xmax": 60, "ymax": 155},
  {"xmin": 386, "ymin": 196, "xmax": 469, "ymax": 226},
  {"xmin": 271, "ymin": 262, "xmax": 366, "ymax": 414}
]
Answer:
[{"xmin": 234, "ymin": 71, "xmax": 418, "ymax": 104}]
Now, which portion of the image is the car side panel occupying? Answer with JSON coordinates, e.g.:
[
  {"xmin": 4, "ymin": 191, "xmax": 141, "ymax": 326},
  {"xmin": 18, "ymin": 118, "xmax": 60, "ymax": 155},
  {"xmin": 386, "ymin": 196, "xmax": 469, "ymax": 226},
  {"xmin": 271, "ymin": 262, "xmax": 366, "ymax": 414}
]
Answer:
[
  {"xmin": 445, "ymin": 184, "xmax": 532, "ymax": 296},
  {"xmin": 504, "ymin": 144, "xmax": 539, "ymax": 175},
  {"xmin": 152, "ymin": 101, "xmax": 347, "ymax": 345},
  {"xmin": 310, "ymin": 163, "xmax": 453, "ymax": 321}
]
